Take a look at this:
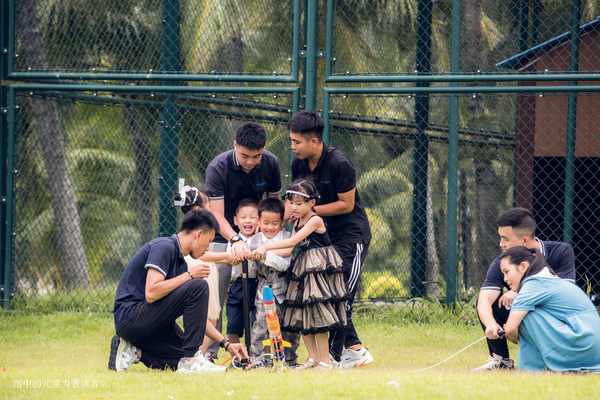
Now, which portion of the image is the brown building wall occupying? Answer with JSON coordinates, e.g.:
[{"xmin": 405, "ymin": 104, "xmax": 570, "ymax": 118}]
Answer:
[{"xmin": 532, "ymin": 30, "xmax": 600, "ymax": 157}]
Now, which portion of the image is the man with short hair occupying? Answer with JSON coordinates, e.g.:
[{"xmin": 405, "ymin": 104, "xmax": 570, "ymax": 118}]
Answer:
[
  {"xmin": 204, "ymin": 122, "xmax": 282, "ymax": 357},
  {"xmin": 109, "ymin": 209, "xmax": 248, "ymax": 373},
  {"xmin": 287, "ymin": 110, "xmax": 373, "ymax": 368},
  {"xmin": 473, "ymin": 207, "xmax": 576, "ymax": 371}
]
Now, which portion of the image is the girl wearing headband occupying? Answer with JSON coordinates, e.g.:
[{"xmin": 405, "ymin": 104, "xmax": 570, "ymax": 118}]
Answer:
[{"xmin": 253, "ymin": 178, "xmax": 347, "ymax": 370}]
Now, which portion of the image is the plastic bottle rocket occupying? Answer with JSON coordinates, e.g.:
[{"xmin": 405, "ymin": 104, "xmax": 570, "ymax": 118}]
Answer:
[{"xmin": 262, "ymin": 286, "xmax": 291, "ymax": 371}]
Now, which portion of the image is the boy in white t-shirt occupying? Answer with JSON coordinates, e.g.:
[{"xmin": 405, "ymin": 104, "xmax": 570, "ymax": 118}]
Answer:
[{"xmin": 225, "ymin": 199, "xmax": 259, "ymax": 344}]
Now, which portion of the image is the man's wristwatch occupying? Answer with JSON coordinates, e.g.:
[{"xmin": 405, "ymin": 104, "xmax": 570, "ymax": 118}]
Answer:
[{"xmin": 230, "ymin": 234, "xmax": 242, "ymax": 244}]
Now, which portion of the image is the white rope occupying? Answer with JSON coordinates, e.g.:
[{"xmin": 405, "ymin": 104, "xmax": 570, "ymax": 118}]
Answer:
[{"xmin": 407, "ymin": 336, "xmax": 487, "ymax": 373}]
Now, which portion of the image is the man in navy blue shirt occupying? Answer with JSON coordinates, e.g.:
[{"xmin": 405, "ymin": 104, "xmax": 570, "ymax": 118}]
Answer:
[
  {"xmin": 473, "ymin": 207, "xmax": 576, "ymax": 371},
  {"xmin": 287, "ymin": 110, "xmax": 373, "ymax": 368},
  {"xmin": 204, "ymin": 122, "xmax": 282, "ymax": 357},
  {"xmin": 109, "ymin": 210, "xmax": 248, "ymax": 373}
]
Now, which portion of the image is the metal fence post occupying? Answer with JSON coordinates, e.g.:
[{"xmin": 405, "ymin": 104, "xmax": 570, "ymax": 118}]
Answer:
[
  {"xmin": 409, "ymin": 0, "xmax": 432, "ymax": 298},
  {"xmin": 323, "ymin": 89, "xmax": 331, "ymax": 144},
  {"xmin": 3, "ymin": 88, "xmax": 16, "ymax": 310},
  {"xmin": 324, "ymin": 0, "xmax": 335, "ymax": 79},
  {"xmin": 1, "ymin": 0, "xmax": 9, "ymax": 308},
  {"xmin": 563, "ymin": 0, "xmax": 581, "ymax": 244},
  {"xmin": 446, "ymin": 0, "xmax": 463, "ymax": 307},
  {"xmin": 158, "ymin": 0, "xmax": 180, "ymax": 237},
  {"xmin": 304, "ymin": 0, "xmax": 318, "ymax": 111}
]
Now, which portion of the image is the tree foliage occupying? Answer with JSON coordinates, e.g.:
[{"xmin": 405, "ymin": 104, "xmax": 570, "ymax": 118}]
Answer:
[{"xmin": 10, "ymin": 0, "xmax": 595, "ymax": 303}]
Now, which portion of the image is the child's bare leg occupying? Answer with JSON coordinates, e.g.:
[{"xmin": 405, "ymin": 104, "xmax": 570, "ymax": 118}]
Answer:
[
  {"xmin": 227, "ymin": 333, "xmax": 240, "ymax": 343},
  {"xmin": 316, "ymin": 333, "xmax": 331, "ymax": 364},
  {"xmin": 302, "ymin": 334, "xmax": 319, "ymax": 361}
]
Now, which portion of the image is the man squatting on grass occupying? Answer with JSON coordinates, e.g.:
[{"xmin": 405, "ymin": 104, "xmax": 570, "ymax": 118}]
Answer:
[
  {"xmin": 109, "ymin": 209, "xmax": 249, "ymax": 374},
  {"xmin": 473, "ymin": 207, "xmax": 575, "ymax": 371}
]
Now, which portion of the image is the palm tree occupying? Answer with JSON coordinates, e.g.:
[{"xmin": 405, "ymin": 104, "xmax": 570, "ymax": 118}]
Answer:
[
  {"xmin": 17, "ymin": 0, "xmax": 90, "ymax": 288},
  {"xmin": 42, "ymin": 0, "xmax": 162, "ymax": 245},
  {"xmin": 180, "ymin": 0, "xmax": 293, "ymax": 76}
]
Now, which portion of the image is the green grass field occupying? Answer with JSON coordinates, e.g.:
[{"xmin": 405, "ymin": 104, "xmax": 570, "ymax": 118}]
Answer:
[{"xmin": 1, "ymin": 311, "xmax": 598, "ymax": 399}]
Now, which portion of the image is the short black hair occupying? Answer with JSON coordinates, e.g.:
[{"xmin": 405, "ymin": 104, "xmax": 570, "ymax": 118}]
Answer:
[
  {"xmin": 180, "ymin": 209, "xmax": 219, "ymax": 234},
  {"xmin": 235, "ymin": 122, "xmax": 266, "ymax": 150},
  {"xmin": 287, "ymin": 110, "xmax": 324, "ymax": 142},
  {"xmin": 496, "ymin": 207, "xmax": 536, "ymax": 237},
  {"xmin": 258, "ymin": 198, "xmax": 285, "ymax": 220},
  {"xmin": 235, "ymin": 198, "xmax": 259, "ymax": 215}
]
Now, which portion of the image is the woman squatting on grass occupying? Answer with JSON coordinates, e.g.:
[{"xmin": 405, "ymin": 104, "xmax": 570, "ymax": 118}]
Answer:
[{"xmin": 500, "ymin": 246, "xmax": 600, "ymax": 372}]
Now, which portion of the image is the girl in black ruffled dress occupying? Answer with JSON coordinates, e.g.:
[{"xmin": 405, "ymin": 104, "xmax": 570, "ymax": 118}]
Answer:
[{"xmin": 253, "ymin": 178, "xmax": 347, "ymax": 369}]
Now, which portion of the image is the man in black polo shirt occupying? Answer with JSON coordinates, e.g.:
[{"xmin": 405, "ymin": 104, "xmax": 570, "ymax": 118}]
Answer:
[
  {"xmin": 473, "ymin": 207, "xmax": 575, "ymax": 371},
  {"xmin": 109, "ymin": 210, "xmax": 248, "ymax": 373},
  {"xmin": 287, "ymin": 110, "xmax": 373, "ymax": 368},
  {"xmin": 204, "ymin": 122, "xmax": 282, "ymax": 357}
]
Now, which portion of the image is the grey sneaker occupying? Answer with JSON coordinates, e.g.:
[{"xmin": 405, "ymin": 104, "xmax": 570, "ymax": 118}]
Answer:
[
  {"xmin": 177, "ymin": 351, "xmax": 226, "ymax": 374},
  {"xmin": 340, "ymin": 347, "xmax": 374, "ymax": 368},
  {"xmin": 108, "ymin": 335, "xmax": 138, "ymax": 372},
  {"xmin": 472, "ymin": 353, "xmax": 514, "ymax": 371}
]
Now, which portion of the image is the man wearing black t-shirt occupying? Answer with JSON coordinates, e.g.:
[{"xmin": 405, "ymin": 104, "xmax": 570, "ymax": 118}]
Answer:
[
  {"xmin": 287, "ymin": 110, "xmax": 373, "ymax": 368},
  {"xmin": 473, "ymin": 207, "xmax": 575, "ymax": 371},
  {"xmin": 109, "ymin": 210, "xmax": 248, "ymax": 373},
  {"xmin": 204, "ymin": 122, "xmax": 282, "ymax": 357}
]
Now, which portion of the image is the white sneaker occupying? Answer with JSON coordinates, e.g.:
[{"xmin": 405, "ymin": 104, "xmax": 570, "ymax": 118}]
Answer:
[
  {"xmin": 340, "ymin": 347, "xmax": 349, "ymax": 360},
  {"xmin": 329, "ymin": 355, "xmax": 341, "ymax": 368},
  {"xmin": 177, "ymin": 351, "xmax": 226, "ymax": 374},
  {"xmin": 108, "ymin": 335, "xmax": 138, "ymax": 372},
  {"xmin": 340, "ymin": 347, "xmax": 374, "ymax": 368},
  {"xmin": 471, "ymin": 353, "xmax": 514, "ymax": 371}
]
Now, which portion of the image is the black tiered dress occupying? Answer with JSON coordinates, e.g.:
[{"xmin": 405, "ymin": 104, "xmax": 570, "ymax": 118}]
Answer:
[{"xmin": 282, "ymin": 217, "xmax": 348, "ymax": 335}]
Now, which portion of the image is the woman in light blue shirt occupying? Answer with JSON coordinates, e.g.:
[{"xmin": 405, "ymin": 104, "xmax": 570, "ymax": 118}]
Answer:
[{"xmin": 501, "ymin": 246, "xmax": 600, "ymax": 372}]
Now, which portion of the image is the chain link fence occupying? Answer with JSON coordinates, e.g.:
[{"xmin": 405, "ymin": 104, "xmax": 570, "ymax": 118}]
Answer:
[
  {"xmin": 3, "ymin": 0, "xmax": 600, "ymax": 321},
  {"xmin": 14, "ymin": 0, "xmax": 298, "ymax": 77},
  {"xmin": 7, "ymin": 89, "xmax": 296, "ymax": 310},
  {"xmin": 327, "ymin": 90, "xmax": 600, "ymax": 319},
  {"xmin": 329, "ymin": 0, "xmax": 600, "ymax": 75}
]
